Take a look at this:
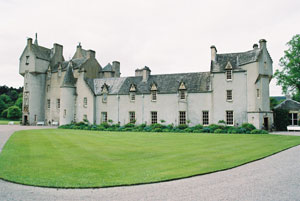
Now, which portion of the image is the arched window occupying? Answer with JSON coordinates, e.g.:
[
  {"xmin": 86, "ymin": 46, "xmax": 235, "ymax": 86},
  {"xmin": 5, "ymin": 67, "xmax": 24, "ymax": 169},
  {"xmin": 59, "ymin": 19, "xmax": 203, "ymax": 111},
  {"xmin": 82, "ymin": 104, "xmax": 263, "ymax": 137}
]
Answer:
[
  {"xmin": 102, "ymin": 83, "xmax": 109, "ymax": 103},
  {"xmin": 129, "ymin": 84, "xmax": 136, "ymax": 101}
]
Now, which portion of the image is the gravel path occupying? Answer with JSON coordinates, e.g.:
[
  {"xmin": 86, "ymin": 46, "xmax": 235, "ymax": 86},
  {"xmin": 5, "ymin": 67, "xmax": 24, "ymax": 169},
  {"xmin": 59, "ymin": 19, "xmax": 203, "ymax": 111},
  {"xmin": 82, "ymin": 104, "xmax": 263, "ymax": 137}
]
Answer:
[{"xmin": 0, "ymin": 125, "xmax": 300, "ymax": 201}]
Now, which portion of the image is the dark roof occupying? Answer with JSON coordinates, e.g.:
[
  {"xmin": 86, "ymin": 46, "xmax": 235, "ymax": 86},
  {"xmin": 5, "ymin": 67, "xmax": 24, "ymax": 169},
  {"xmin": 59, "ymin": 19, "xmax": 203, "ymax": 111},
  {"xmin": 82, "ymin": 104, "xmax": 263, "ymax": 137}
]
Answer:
[
  {"xmin": 90, "ymin": 72, "xmax": 211, "ymax": 95},
  {"xmin": 52, "ymin": 58, "xmax": 87, "ymax": 72},
  {"xmin": 271, "ymin": 96, "xmax": 286, "ymax": 102},
  {"xmin": 61, "ymin": 63, "xmax": 76, "ymax": 88},
  {"xmin": 211, "ymin": 49, "xmax": 261, "ymax": 72},
  {"xmin": 102, "ymin": 63, "xmax": 113, "ymax": 72},
  {"xmin": 31, "ymin": 44, "xmax": 51, "ymax": 61},
  {"xmin": 274, "ymin": 99, "xmax": 300, "ymax": 111}
]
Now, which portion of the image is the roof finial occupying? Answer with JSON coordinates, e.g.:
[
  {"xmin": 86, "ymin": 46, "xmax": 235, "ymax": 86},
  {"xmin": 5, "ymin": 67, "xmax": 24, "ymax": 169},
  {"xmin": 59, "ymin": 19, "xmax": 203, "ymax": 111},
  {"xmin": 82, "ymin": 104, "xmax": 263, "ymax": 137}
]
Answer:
[{"xmin": 34, "ymin": 33, "xmax": 38, "ymax": 45}]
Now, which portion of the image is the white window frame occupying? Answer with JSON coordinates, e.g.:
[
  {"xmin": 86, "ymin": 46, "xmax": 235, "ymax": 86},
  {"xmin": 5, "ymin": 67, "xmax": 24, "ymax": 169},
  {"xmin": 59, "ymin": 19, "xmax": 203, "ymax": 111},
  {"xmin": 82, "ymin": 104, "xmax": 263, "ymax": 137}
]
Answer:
[
  {"xmin": 83, "ymin": 97, "xmax": 87, "ymax": 107},
  {"xmin": 226, "ymin": 111, "xmax": 234, "ymax": 126},
  {"xmin": 129, "ymin": 111, "xmax": 136, "ymax": 123},
  {"xmin": 226, "ymin": 69, "xmax": 232, "ymax": 81},
  {"xmin": 47, "ymin": 99, "xmax": 50, "ymax": 109},
  {"xmin": 130, "ymin": 92, "xmax": 135, "ymax": 102},
  {"xmin": 179, "ymin": 111, "xmax": 186, "ymax": 125},
  {"xmin": 101, "ymin": 112, "xmax": 107, "ymax": 123},
  {"xmin": 202, "ymin": 111, "xmax": 209, "ymax": 125},
  {"xmin": 151, "ymin": 111, "xmax": 158, "ymax": 124},
  {"xmin": 226, "ymin": 90, "xmax": 233, "ymax": 102},
  {"xmin": 151, "ymin": 90, "xmax": 157, "ymax": 101},
  {"xmin": 57, "ymin": 99, "xmax": 60, "ymax": 109},
  {"xmin": 179, "ymin": 90, "xmax": 186, "ymax": 100},
  {"xmin": 289, "ymin": 112, "xmax": 298, "ymax": 126}
]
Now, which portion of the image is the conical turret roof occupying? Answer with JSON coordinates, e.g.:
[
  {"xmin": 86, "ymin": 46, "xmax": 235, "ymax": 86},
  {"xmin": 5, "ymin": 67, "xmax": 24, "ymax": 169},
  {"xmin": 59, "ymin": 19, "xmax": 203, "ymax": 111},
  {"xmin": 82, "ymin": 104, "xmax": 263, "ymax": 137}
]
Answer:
[{"xmin": 61, "ymin": 61, "xmax": 76, "ymax": 88}]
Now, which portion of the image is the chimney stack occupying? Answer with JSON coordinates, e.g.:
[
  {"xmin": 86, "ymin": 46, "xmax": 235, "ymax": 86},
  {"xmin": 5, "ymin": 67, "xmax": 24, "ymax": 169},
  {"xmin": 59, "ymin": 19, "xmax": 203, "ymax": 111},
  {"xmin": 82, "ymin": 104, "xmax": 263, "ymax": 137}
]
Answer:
[
  {"xmin": 27, "ymin": 38, "xmax": 32, "ymax": 49},
  {"xmin": 210, "ymin": 45, "xmax": 217, "ymax": 61},
  {"xmin": 87, "ymin": 50, "xmax": 95, "ymax": 59},
  {"xmin": 253, "ymin": 43, "xmax": 258, "ymax": 49},
  {"xmin": 112, "ymin": 61, "xmax": 120, "ymax": 77},
  {"xmin": 142, "ymin": 66, "xmax": 151, "ymax": 82},
  {"xmin": 259, "ymin": 39, "xmax": 267, "ymax": 49}
]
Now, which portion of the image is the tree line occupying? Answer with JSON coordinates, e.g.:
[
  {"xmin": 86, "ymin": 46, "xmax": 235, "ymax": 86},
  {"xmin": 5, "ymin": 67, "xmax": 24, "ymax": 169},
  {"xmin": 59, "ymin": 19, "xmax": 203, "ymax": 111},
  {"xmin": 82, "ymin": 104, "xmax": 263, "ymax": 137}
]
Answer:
[{"xmin": 0, "ymin": 85, "xmax": 23, "ymax": 120}]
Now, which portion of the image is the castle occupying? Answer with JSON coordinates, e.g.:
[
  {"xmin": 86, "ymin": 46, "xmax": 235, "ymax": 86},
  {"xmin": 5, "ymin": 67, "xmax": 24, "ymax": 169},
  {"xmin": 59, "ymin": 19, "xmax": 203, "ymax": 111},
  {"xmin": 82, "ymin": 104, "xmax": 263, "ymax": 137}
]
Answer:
[{"xmin": 19, "ymin": 35, "xmax": 273, "ymax": 129}]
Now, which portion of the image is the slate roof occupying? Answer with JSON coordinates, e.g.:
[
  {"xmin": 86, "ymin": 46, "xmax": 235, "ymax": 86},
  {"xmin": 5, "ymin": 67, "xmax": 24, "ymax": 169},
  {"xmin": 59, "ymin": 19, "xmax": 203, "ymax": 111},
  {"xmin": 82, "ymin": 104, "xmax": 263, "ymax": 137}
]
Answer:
[
  {"xmin": 211, "ymin": 49, "xmax": 261, "ymax": 72},
  {"xmin": 31, "ymin": 44, "xmax": 51, "ymax": 61},
  {"xmin": 102, "ymin": 63, "xmax": 113, "ymax": 72},
  {"xmin": 274, "ymin": 99, "xmax": 300, "ymax": 111},
  {"xmin": 89, "ymin": 72, "xmax": 211, "ymax": 95},
  {"xmin": 61, "ymin": 63, "xmax": 76, "ymax": 88},
  {"xmin": 52, "ymin": 58, "xmax": 88, "ymax": 72}
]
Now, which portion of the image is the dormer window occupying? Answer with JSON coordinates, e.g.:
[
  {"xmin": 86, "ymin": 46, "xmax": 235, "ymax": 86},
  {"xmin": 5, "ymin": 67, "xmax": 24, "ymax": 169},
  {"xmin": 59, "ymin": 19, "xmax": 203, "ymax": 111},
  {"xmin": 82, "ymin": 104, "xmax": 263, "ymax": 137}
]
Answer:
[
  {"xmin": 102, "ymin": 83, "xmax": 109, "ymax": 103},
  {"xmin": 178, "ymin": 82, "xmax": 187, "ymax": 100},
  {"xmin": 25, "ymin": 56, "xmax": 29, "ymax": 65},
  {"xmin": 225, "ymin": 61, "xmax": 233, "ymax": 81},
  {"xmin": 151, "ymin": 83, "xmax": 157, "ymax": 101},
  {"xmin": 129, "ymin": 84, "xmax": 136, "ymax": 102}
]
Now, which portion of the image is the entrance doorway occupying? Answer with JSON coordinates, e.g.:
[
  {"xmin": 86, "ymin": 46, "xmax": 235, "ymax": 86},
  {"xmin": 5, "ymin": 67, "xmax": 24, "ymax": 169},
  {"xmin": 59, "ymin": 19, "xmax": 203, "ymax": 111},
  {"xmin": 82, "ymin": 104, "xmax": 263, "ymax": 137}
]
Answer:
[
  {"xmin": 264, "ymin": 117, "xmax": 268, "ymax": 130},
  {"xmin": 24, "ymin": 115, "xmax": 28, "ymax": 125}
]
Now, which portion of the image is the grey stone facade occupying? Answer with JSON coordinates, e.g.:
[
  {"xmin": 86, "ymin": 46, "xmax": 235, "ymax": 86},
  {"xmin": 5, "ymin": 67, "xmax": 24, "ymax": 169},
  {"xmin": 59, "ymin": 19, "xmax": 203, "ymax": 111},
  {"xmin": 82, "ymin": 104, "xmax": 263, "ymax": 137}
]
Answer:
[{"xmin": 19, "ymin": 35, "xmax": 273, "ymax": 129}]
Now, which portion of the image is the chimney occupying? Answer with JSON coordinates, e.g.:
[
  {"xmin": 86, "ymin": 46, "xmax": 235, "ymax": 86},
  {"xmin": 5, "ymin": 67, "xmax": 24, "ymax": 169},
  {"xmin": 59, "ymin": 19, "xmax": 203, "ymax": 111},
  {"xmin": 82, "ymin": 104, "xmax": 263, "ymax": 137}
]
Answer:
[
  {"xmin": 253, "ymin": 43, "xmax": 258, "ymax": 49},
  {"xmin": 112, "ymin": 61, "xmax": 120, "ymax": 77},
  {"xmin": 87, "ymin": 50, "xmax": 95, "ymax": 59},
  {"xmin": 135, "ymin": 69, "xmax": 143, "ymax": 77},
  {"xmin": 51, "ymin": 43, "xmax": 64, "ymax": 65},
  {"xmin": 142, "ymin": 66, "xmax": 151, "ymax": 82},
  {"xmin": 210, "ymin": 45, "xmax": 217, "ymax": 61},
  {"xmin": 259, "ymin": 39, "xmax": 267, "ymax": 49},
  {"xmin": 27, "ymin": 38, "xmax": 32, "ymax": 49}
]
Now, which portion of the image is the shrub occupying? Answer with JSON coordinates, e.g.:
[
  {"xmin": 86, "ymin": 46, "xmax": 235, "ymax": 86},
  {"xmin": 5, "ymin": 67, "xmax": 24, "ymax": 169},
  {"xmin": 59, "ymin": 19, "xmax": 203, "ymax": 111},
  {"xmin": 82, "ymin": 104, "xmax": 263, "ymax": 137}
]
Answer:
[
  {"xmin": 150, "ymin": 123, "xmax": 165, "ymax": 129},
  {"xmin": 1, "ymin": 109, "xmax": 8, "ymax": 118},
  {"xmin": 177, "ymin": 124, "xmax": 188, "ymax": 130},
  {"xmin": 193, "ymin": 124, "xmax": 203, "ymax": 130},
  {"xmin": 7, "ymin": 106, "xmax": 22, "ymax": 119},
  {"xmin": 273, "ymin": 109, "xmax": 289, "ymax": 131},
  {"xmin": 250, "ymin": 129, "xmax": 269, "ymax": 134},
  {"xmin": 242, "ymin": 123, "xmax": 256, "ymax": 131},
  {"xmin": 214, "ymin": 129, "xmax": 224, "ymax": 133},
  {"xmin": 183, "ymin": 128, "xmax": 193, "ymax": 133},
  {"xmin": 152, "ymin": 128, "xmax": 163, "ymax": 132},
  {"xmin": 124, "ymin": 123, "xmax": 135, "ymax": 128},
  {"xmin": 202, "ymin": 127, "xmax": 211, "ymax": 133},
  {"xmin": 208, "ymin": 124, "xmax": 219, "ymax": 132}
]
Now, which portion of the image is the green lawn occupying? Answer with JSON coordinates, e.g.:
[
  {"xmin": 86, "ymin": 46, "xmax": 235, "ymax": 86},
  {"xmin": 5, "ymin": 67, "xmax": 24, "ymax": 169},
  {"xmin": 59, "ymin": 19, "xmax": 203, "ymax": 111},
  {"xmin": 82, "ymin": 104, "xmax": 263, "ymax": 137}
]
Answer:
[
  {"xmin": 0, "ymin": 129, "xmax": 300, "ymax": 188},
  {"xmin": 0, "ymin": 120, "xmax": 20, "ymax": 125}
]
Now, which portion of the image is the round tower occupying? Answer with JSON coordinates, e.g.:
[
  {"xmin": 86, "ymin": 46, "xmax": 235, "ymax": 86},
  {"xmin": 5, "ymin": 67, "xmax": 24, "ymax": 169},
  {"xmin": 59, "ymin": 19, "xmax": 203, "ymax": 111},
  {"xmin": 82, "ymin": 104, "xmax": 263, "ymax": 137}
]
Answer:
[{"xmin": 60, "ymin": 62, "xmax": 76, "ymax": 125}]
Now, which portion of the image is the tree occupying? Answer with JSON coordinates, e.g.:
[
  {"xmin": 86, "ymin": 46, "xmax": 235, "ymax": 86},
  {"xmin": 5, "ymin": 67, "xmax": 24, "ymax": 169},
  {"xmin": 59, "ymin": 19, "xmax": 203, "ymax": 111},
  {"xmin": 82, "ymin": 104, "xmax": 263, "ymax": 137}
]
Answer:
[
  {"xmin": 274, "ymin": 34, "xmax": 300, "ymax": 96},
  {"xmin": 7, "ymin": 106, "xmax": 22, "ymax": 119},
  {"xmin": 15, "ymin": 97, "xmax": 23, "ymax": 109}
]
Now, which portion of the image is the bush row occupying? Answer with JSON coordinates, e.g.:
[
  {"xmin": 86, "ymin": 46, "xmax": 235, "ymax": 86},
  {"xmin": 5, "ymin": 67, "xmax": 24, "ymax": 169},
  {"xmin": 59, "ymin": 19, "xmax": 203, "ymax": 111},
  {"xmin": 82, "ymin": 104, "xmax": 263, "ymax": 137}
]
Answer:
[{"xmin": 59, "ymin": 122, "xmax": 268, "ymax": 134}]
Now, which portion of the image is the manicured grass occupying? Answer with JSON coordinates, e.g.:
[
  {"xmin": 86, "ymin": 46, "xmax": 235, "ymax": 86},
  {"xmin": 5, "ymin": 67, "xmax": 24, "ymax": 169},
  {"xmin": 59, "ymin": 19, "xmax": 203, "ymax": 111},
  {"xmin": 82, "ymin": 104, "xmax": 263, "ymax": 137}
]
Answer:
[
  {"xmin": 0, "ymin": 129, "xmax": 300, "ymax": 188},
  {"xmin": 0, "ymin": 120, "xmax": 20, "ymax": 125}
]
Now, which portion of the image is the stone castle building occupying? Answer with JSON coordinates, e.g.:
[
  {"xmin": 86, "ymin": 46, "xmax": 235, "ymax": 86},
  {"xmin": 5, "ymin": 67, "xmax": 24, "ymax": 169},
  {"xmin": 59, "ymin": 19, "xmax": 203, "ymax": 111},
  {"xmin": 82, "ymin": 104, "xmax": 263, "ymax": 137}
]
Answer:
[{"xmin": 19, "ymin": 35, "xmax": 273, "ymax": 129}]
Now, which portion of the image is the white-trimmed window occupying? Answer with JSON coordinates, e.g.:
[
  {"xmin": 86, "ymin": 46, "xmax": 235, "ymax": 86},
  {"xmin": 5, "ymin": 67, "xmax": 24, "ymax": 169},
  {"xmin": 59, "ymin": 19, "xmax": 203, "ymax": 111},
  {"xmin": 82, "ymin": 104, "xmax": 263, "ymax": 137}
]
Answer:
[
  {"xmin": 101, "ymin": 112, "xmax": 107, "ymax": 123},
  {"xmin": 57, "ymin": 99, "xmax": 60, "ymax": 109},
  {"xmin": 179, "ymin": 90, "xmax": 186, "ymax": 100},
  {"xmin": 289, "ymin": 112, "xmax": 298, "ymax": 126},
  {"xmin": 151, "ymin": 111, "xmax": 157, "ymax": 124},
  {"xmin": 151, "ymin": 90, "xmax": 157, "ymax": 101},
  {"xmin": 129, "ymin": 111, "xmax": 135, "ymax": 123},
  {"xmin": 226, "ymin": 90, "xmax": 232, "ymax": 101},
  {"xmin": 47, "ymin": 99, "xmax": 50, "ymax": 109},
  {"xmin": 130, "ymin": 92, "xmax": 135, "ymax": 101},
  {"xmin": 226, "ymin": 111, "xmax": 234, "ymax": 125},
  {"xmin": 202, "ymin": 111, "xmax": 209, "ymax": 125},
  {"xmin": 226, "ymin": 70, "xmax": 232, "ymax": 80},
  {"xmin": 179, "ymin": 111, "xmax": 186, "ymax": 125},
  {"xmin": 83, "ymin": 97, "xmax": 87, "ymax": 107}
]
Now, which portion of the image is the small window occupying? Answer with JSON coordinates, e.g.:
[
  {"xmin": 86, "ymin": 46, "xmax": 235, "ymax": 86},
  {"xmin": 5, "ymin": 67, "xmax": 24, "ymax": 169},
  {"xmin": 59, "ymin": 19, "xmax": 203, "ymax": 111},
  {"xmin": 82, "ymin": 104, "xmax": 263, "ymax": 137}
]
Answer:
[
  {"xmin": 202, "ymin": 111, "xmax": 209, "ymax": 125},
  {"xmin": 179, "ymin": 111, "xmax": 186, "ymax": 125},
  {"xmin": 151, "ymin": 111, "xmax": 157, "ymax": 124},
  {"xmin": 226, "ymin": 111, "xmax": 234, "ymax": 125},
  {"xmin": 57, "ymin": 99, "xmax": 60, "ymax": 109},
  {"xmin": 179, "ymin": 90, "xmax": 186, "ymax": 100},
  {"xmin": 130, "ymin": 93, "xmax": 135, "ymax": 101},
  {"xmin": 63, "ymin": 109, "xmax": 67, "ymax": 117},
  {"xmin": 257, "ymin": 89, "xmax": 260, "ymax": 98},
  {"xmin": 129, "ymin": 111, "xmax": 136, "ymax": 123},
  {"xmin": 289, "ymin": 113, "xmax": 298, "ymax": 126},
  {"xmin": 25, "ymin": 56, "xmax": 29, "ymax": 65},
  {"xmin": 47, "ymin": 99, "xmax": 50, "ymax": 109},
  {"xmin": 83, "ymin": 97, "xmax": 87, "ymax": 107},
  {"xmin": 74, "ymin": 113, "xmax": 76, "ymax": 122},
  {"xmin": 101, "ymin": 112, "xmax": 107, "ymax": 123},
  {"xmin": 151, "ymin": 91, "xmax": 157, "ymax": 101},
  {"xmin": 102, "ymin": 93, "xmax": 107, "ymax": 103},
  {"xmin": 226, "ymin": 90, "xmax": 232, "ymax": 101},
  {"xmin": 34, "ymin": 115, "xmax": 37, "ymax": 122},
  {"xmin": 226, "ymin": 70, "xmax": 232, "ymax": 80}
]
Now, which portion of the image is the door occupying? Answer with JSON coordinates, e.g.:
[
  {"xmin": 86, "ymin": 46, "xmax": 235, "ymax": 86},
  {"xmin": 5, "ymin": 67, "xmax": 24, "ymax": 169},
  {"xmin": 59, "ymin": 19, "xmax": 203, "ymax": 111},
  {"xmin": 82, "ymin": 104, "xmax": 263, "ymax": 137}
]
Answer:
[
  {"xmin": 24, "ymin": 115, "xmax": 28, "ymax": 125},
  {"xmin": 264, "ymin": 117, "xmax": 268, "ymax": 130}
]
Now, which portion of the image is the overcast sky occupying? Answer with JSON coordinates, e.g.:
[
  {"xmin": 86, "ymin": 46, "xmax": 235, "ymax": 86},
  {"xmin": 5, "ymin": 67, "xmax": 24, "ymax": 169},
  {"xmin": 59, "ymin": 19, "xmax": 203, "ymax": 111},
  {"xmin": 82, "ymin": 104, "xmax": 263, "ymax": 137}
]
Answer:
[{"xmin": 0, "ymin": 0, "xmax": 299, "ymax": 96}]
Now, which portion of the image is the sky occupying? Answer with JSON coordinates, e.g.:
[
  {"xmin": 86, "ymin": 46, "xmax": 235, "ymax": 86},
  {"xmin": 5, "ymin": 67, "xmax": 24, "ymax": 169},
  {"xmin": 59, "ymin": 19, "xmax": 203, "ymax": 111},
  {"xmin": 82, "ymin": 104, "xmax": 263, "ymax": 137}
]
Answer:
[{"xmin": 0, "ymin": 0, "xmax": 299, "ymax": 96}]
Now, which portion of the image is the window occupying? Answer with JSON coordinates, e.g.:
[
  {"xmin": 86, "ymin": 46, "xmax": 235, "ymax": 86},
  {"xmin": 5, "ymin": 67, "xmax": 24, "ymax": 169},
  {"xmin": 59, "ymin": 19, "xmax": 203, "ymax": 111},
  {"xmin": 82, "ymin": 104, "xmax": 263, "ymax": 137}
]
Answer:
[
  {"xmin": 83, "ymin": 97, "xmax": 87, "ymax": 107},
  {"xmin": 179, "ymin": 90, "xmax": 186, "ymax": 100},
  {"xmin": 129, "ymin": 112, "xmax": 135, "ymax": 123},
  {"xmin": 130, "ymin": 93, "xmax": 135, "ymax": 101},
  {"xmin": 25, "ymin": 56, "xmax": 29, "ymax": 65},
  {"xmin": 101, "ymin": 112, "xmax": 107, "ymax": 123},
  {"xmin": 34, "ymin": 115, "xmax": 37, "ymax": 122},
  {"xmin": 202, "ymin": 111, "xmax": 209, "ymax": 125},
  {"xmin": 151, "ymin": 90, "xmax": 157, "ymax": 101},
  {"xmin": 179, "ymin": 111, "xmax": 186, "ymax": 125},
  {"xmin": 57, "ymin": 99, "xmax": 60, "ymax": 109},
  {"xmin": 289, "ymin": 113, "xmax": 298, "ymax": 126},
  {"xmin": 257, "ymin": 89, "xmax": 260, "ymax": 98},
  {"xmin": 226, "ymin": 90, "xmax": 232, "ymax": 101},
  {"xmin": 47, "ymin": 99, "xmax": 50, "ymax": 109},
  {"xmin": 151, "ymin": 111, "xmax": 157, "ymax": 124},
  {"xmin": 226, "ymin": 111, "xmax": 234, "ymax": 125},
  {"xmin": 63, "ymin": 109, "xmax": 66, "ymax": 117},
  {"xmin": 102, "ymin": 93, "xmax": 107, "ymax": 103},
  {"xmin": 226, "ymin": 70, "xmax": 232, "ymax": 80}
]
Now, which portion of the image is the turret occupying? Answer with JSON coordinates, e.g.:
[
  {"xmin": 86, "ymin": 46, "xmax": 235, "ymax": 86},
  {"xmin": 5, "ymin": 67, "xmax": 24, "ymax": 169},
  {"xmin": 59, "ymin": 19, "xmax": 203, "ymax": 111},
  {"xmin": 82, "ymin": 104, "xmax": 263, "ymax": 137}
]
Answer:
[{"xmin": 60, "ymin": 62, "xmax": 76, "ymax": 125}]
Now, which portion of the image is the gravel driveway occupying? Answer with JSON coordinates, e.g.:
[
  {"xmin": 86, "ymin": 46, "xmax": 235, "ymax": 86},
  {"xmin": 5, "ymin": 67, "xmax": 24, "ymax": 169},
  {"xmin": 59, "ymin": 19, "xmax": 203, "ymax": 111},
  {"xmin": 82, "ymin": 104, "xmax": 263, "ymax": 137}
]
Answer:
[{"xmin": 0, "ymin": 125, "xmax": 300, "ymax": 201}]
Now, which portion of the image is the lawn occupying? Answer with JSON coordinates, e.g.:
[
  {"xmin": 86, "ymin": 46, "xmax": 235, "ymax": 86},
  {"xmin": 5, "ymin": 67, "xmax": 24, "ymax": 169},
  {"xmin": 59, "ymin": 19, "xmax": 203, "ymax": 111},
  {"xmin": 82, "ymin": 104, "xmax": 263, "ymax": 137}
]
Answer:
[
  {"xmin": 0, "ymin": 129, "xmax": 300, "ymax": 188},
  {"xmin": 0, "ymin": 119, "xmax": 20, "ymax": 125}
]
